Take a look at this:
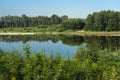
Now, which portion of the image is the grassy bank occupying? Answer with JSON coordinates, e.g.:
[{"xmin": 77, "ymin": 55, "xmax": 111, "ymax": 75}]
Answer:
[
  {"xmin": 0, "ymin": 26, "xmax": 65, "ymax": 33},
  {"xmin": 0, "ymin": 46, "xmax": 120, "ymax": 80}
]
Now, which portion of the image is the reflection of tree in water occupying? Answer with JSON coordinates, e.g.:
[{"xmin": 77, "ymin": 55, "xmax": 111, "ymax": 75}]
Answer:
[
  {"xmin": 0, "ymin": 35, "xmax": 59, "ymax": 43},
  {"xmin": 84, "ymin": 36, "xmax": 120, "ymax": 51},
  {"xmin": 0, "ymin": 35, "xmax": 119, "ymax": 51},
  {"xmin": 58, "ymin": 34, "xmax": 84, "ymax": 46},
  {"xmin": 0, "ymin": 34, "xmax": 84, "ymax": 46}
]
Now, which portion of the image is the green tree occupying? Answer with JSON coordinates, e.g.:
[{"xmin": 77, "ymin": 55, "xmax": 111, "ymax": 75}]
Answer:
[
  {"xmin": 62, "ymin": 19, "xmax": 85, "ymax": 30},
  {"xmin": 85, "ymin": 10, "xmax": 120, "ymax": 31},
  {"xmin": 22, "ymin": 14, "xmax": 28, "ymax": 27},
  {"xmin": 61, "ymin": 15, "xmax": 68, "ymax": 21},
  {"xmin": 84, "ymin": 14, "xmax": 95, "ymax": 31},
  {"xmin": 0, "ymin": 19, "xmax": 2, "ymax": 28},
  {"xmin": 51, "ymin": 14, "xmax": 62, "ymax": 24}
]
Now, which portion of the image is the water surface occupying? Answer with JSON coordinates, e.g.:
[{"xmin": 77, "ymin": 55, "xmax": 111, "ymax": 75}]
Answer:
[{"xmin": 0, "ymin": 34, "xmax": 119, "ymax": 57}]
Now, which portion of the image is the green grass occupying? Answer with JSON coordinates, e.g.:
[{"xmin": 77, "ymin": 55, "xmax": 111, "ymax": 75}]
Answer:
[{"xmin": 0, "ymin": 25, "xmax": 65, "ymax": 32}]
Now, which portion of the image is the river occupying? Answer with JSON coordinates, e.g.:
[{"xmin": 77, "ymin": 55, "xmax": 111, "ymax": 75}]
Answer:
[{"xmin": 0, "ymin": 34, "xmax": 119, "ymax": 58}]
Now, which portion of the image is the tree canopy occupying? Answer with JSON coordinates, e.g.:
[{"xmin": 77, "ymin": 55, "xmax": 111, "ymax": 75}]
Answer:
[
  {"xmin": 84, "ymin": 10, "xmax": 120, "ymax": 31},
  {"xmin": 62, "ymin": 19, "xmax": 85, "ymax": 30},
  {"xmin": 0, "ymin": 10, "xmax": 120, "ymax": 31},
  {"xmin": 0, "ymin": 14, "xmax": 68, "ymax": 28}
]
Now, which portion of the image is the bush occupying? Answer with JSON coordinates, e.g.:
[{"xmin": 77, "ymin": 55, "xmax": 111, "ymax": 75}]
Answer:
[
  {"xmin": 62, "ymin": 19, "xmax": 85, "ymax": 30},
  {"xmin": 0, "ymin": 46, "xmax": 120, "ymax": 80}
]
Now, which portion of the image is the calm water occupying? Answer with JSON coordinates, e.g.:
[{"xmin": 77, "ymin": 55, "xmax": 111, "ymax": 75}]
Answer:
[{"xmin": 0, "ymin": 34, "xmax": 119, "ymax": 57}]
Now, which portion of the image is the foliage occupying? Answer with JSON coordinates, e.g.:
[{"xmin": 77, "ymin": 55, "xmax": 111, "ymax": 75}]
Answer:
[
  {"xmin": 0, "ymin": 10, "xmax": 120, "ymax": 32},
  {"xmin": 0, "ymin": 50, "xmax": 23, "ymax": 80},
  {"xmin": 0, "ymin": 14, "xmax": 68, "ymax": 28},
  {"xmin": 0, "ymin": 45, "xmax": 120, "ymax": 80},
  {"xmin": 0, "ymin": 25, "xmax": 65, "ymax": 32},
  {"xmin": 84, "ymin": 10, "xmax": 120, "ymax": 31},
  {"xmin": 62, "ymin": 19, "xmax": 85, "ymax": 30}
]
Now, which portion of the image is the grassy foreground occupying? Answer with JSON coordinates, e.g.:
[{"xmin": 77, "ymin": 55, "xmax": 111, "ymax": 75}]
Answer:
[{"xmin": 0, "ymin": 45, "xmax": 120, "ymax": 80}]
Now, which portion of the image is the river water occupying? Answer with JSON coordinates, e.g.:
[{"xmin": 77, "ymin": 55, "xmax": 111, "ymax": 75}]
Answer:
[{"xmin": 0, "ymin": 34, "xmax": 119, "ymax": 58}]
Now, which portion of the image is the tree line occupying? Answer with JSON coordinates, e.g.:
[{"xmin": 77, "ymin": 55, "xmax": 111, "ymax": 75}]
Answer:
[
  {"xmin": 0, "ymin": 10, "xmax": 120, "ymax": 31},
  {"xmin": 0, "ymin": 14, "xmax": 68, "ymax": 28},
  {"xmin": 84, "ymin": 10, "xmax": 120, "ymax": 31}
]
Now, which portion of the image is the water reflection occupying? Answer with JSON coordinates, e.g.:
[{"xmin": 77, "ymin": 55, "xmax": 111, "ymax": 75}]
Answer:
[
  {"xmin": 0, "ymin": 34, "xmax": 84, "ymax": 46},
  {"xmin": 0, "ymin": 35, "xmax": 119, "ymax": 57},
  {"xmin": 84, "ymin": 36, "xmax": 120, "ymax": 51}
]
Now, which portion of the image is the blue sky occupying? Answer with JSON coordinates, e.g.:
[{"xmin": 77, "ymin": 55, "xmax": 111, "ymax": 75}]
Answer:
[{"xmin": 0, "ymin": 0, "xmax": 120, "ymax": 18}]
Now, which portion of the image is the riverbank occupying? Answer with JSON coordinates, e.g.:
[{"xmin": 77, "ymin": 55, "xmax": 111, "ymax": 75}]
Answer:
[{"xmin": 0, "ymin": 31, "xmax": 120, "ymax": 36}]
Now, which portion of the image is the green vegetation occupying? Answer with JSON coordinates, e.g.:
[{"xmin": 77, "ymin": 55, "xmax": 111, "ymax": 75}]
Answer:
[
  {"xmin": 84, "ymin": 10, "xmax": 120, "ymax": 31},
  {"xmin": 0, "ymin": 25, "xmax": 64, "ymax": 32},
  {"xmin": 0, "ymin": 45, "xmax": 120, "ymax": 80},
  {"xmin": 0, "ymin": 14, "xmax": 67, "ymax": 27},
  {"xmin": 0, "ymin": 35, "xmax": 119, "ymax": 79},
  {"xmin": 1, "ymin": 10, "xmax": 120, "ymax": 32},
  {"xmin": 62, "ymin": 19, "xmax": 85, "ymax": 30},
  {"xmin": 0, "ymin": 14, "xmax": 67, "ymax": 32}
]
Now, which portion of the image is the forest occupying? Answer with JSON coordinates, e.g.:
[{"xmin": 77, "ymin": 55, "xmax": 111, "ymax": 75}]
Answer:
[
  {"xmin": 0, "ymin": 14, "xmax": 68, "ymax": 28},
  {"xmin": 0, "ymin": 10, "xmax": 120, "ymax": 31},
  {"xmin": 84, "ymin": 10, "xmax": 120, "ymax": 31}
]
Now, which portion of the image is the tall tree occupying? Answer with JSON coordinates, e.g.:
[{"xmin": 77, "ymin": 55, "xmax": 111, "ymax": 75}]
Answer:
[
  {"xmin": 84, "ymin": 14, "xmax": 95, "ymax": 31},
  {"xmin": 51, "ymin": 14, "xmax": 62, "ymax": 24},
  {"xmin": 61, "ymin": 15, "xmax": 68, "ymax": 21},
  {"xmin": 0, "ymin": 19, "xmax": 2, "ymax": 28},
  {"xmin": 62, "ymin": 19, "xmax": 85, "ymax": 30},
  {"xmin": 22, "ymin": 14, "xmax": 28, "ymax": 27},
  {"xmin": 85, "ymin": 10, "xmax": 120, "ymax": 31}
]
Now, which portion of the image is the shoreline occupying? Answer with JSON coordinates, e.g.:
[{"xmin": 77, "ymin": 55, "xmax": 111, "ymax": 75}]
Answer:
[{"xmin": 0, "ymin": 31, "xmax": 120, "ymax": 36}]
